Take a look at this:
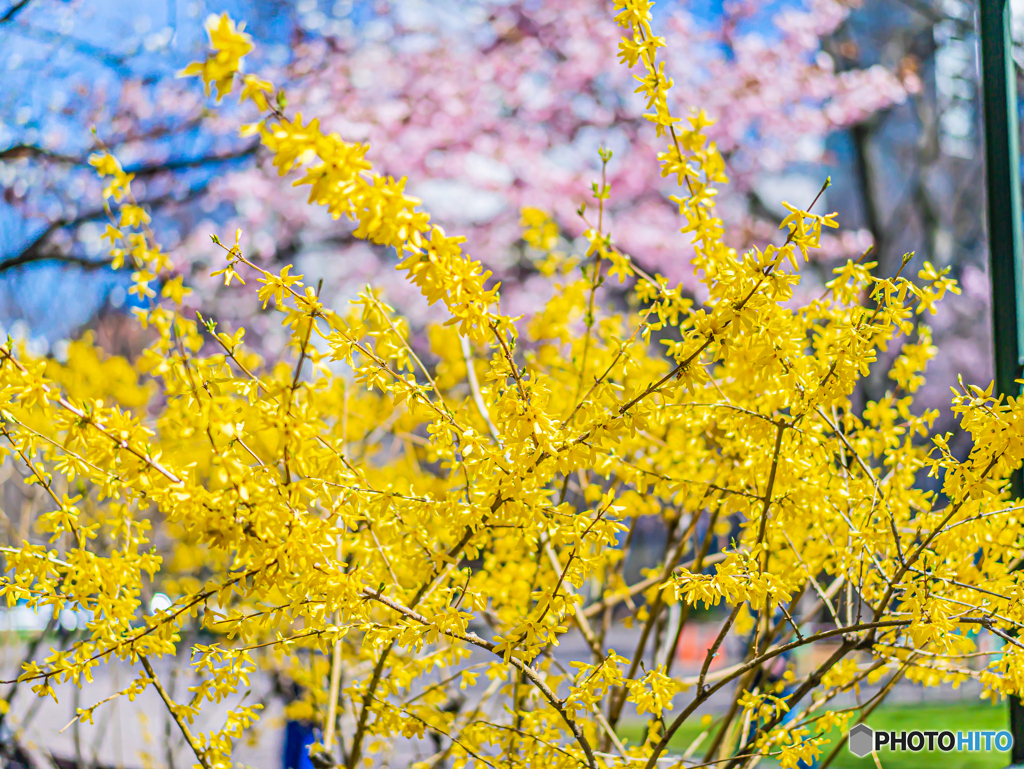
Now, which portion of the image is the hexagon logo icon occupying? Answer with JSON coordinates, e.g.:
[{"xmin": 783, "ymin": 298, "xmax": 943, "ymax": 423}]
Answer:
[{"xmin": 848, "ymin": 724, "xmax": 874, "ymax": 758}]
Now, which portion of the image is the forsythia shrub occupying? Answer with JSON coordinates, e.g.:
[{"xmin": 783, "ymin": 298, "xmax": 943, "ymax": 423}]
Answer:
[{"xmin": 2, "ymin": 4, "xmax": 1022, "ymax": 769}]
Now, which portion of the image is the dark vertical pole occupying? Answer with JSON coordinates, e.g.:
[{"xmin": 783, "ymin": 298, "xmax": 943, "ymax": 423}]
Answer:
[
  {"xmin": 978, "ymin": 1, "xmax": 1024, "ymax": 763},
  {"xmin": 980, "ymin": 0, "xmax": 1024, "ymax": 399}
]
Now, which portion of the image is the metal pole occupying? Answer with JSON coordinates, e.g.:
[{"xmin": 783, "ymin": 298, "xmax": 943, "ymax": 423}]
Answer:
[{"xmin": 978, "ymin": 0, "xmax": 1024, "ymax": 763}]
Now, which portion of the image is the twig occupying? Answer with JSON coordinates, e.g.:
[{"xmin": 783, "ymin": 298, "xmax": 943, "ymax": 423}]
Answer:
[
  {"xmin": 139, "ymin": 654, "xmax": 212, "ymax": 769},
  {"xmin": 461, "ymin": 335, "xmax": 501, "ymax": 444},
  {"xmin": 697, "ymin": 603, "xmax": 741, "ymax": 695}
]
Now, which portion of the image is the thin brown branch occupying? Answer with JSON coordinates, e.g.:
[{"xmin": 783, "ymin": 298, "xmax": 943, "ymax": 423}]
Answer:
[{"xmin": 139, "ymin": 654, "xmax": 212, "ymax": 769}]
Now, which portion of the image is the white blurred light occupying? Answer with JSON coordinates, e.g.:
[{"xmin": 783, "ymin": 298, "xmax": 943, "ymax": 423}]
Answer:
[
  {"xmin": 59, "ymin": 609, "xmax": 78, "ymax": 631},
  {"xmin": 150, "ymin": 593, "xmax": 173, "ymax": 613}
]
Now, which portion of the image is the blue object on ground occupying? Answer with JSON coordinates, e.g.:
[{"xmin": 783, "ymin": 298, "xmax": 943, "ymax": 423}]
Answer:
[{"xmin": 283, "ymin": 720, "xmax": 317, "ymax": 769}]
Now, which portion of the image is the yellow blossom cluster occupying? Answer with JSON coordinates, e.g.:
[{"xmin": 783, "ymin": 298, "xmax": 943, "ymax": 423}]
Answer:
[{"xmin": 1, "ymin": 5, "xmax": 1022, "ymax": 769}]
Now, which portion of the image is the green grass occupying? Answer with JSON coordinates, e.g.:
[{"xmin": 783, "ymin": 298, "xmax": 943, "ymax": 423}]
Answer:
[
  {"xmin": 618, "ymin": 699, "xmax": 1010, "ymax": 769},
  {"xmin": 829, "ymin": 700, "xmax": 1009, "ymax": 769},
  {"xmin": 617, "ymin": 718, "xmax": 707, "ymax": 753}
]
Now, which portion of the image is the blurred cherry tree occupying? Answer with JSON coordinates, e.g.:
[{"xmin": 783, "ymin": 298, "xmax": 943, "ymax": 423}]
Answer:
[
  {"xmin": 198, "ymin": 0, "xmax": 906, "ymax": 317},
  {"xmin": 1, "ymin": 0, "xmax": 906, "ymax": 331}
]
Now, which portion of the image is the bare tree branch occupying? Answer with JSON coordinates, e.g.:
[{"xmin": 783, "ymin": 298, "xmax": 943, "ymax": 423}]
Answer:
[
  {"xmin": 5, "ymin": 21, "xmax": 129, "ymax": 72},
  {"xmin": 892, "ymin": 0, "xmax": 966, "ymax": 26},
  {"xmin": 0, "ymin": 0, "xmax": 33, "ymax": 25},
  {"xmin": 0, "ymin": 181, "xmax": 216, "ymax": 273},
  {"xmin": 0, "ymin": 142, "xmax": 259, "ymax": 177},
  {"xmin": 0, "ymin": 144, "xmax": 81, "ymax": 164}
]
